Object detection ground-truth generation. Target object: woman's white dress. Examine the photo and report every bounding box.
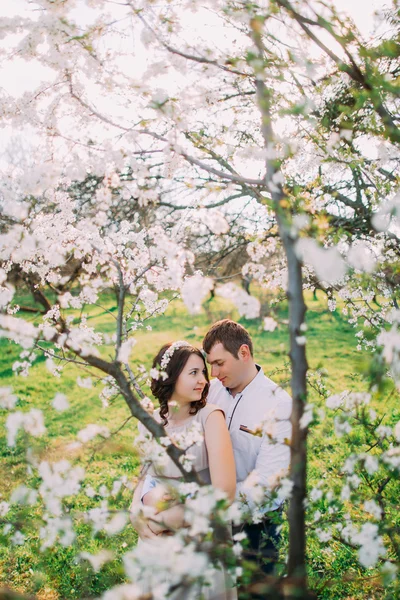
[136,403,237,600]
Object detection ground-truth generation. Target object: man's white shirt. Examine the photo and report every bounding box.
[207,366,292,512]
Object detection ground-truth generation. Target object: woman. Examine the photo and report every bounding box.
[133,341,237,600]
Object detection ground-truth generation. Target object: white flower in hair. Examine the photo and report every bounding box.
[160,341,191,370]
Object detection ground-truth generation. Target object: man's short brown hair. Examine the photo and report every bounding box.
[202,319,253,358]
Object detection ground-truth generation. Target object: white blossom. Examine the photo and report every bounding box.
[77,424,110,443]
[102,584,141,600]
[363,455,379,475]
[394,421,400,442]
[380,561,398,582]
[40,515,75,550]
[181,274,214,314]
[6,409,46,446]
[52,393,69,412]
[216,283,260,319]
[347,241,376,273]
[104,512,128,535]
[371,192,400,232]
[77,377,93,389]
[300,404,313,428]
[363,500,382,520]
[315,528,332,542]
[80,550,114,573]
[295,238,347,285]
[0,502,10,517]
[278,478,294,501]
[11,485,38,505]
[117,338,137,363]
[334,417,352,437]
[263,317,278,332]
[11,531,25,546]
[0,387,18,410]
[353,523,386,567]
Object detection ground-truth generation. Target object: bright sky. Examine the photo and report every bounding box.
[0,0,389,96]
[0,0,391,168]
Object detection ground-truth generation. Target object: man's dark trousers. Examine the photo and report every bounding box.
[233,511,281,599]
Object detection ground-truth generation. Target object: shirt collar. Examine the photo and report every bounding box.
[226,364,264,397]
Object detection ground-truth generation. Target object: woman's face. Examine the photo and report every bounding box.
[171,353,207,406]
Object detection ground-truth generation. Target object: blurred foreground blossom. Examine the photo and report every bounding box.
[52,393,69,412]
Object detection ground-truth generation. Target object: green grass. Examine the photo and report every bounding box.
[0,290,398,599]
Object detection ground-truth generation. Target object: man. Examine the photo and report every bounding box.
[203,319,292,587]
[131,319,292,589]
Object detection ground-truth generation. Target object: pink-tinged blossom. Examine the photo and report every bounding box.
[135,434,170,470]
[140,396,154,414]
[240,471,264,505]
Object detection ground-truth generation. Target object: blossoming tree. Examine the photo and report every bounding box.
[0,0,399,598]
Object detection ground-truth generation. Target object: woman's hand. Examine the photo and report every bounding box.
[149,504,186,533]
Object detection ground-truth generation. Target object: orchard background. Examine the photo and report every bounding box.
[0,1,399,599]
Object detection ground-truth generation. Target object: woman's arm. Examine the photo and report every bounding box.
[129,479,159,539]
[205,410,236,502]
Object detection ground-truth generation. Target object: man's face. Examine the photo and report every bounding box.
[206,342,247,390]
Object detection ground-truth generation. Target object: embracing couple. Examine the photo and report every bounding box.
[131,319,292,599]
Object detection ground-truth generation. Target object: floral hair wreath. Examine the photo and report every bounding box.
[160,340,191,371]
